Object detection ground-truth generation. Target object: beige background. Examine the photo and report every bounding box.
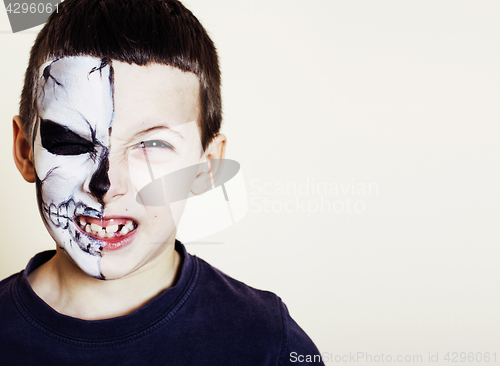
[1,1,499,364]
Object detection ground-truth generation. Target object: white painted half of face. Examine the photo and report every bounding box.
[33,56,114,279]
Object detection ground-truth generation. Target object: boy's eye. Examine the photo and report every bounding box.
[40,119,94,156]
[138,140,174,150]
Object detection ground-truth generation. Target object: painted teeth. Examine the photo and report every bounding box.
[77,219,136,238]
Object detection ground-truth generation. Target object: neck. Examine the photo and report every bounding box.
[28,242,181,320]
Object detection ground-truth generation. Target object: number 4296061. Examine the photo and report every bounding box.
[6,2,59,14]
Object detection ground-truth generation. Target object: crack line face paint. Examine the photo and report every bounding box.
[33,56,114,279]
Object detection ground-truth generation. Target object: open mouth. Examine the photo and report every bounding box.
[75,216,138,241]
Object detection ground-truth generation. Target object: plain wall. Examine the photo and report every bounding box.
[1,1,499,363]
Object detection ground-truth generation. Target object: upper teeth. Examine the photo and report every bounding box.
[79,219,135,238]
[90,223,103,232]
[106,224,119,233]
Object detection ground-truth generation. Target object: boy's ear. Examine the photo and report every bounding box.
[191,134,226,195]
[13,115,35,183]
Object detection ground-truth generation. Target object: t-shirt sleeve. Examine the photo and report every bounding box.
[278,300,325,366]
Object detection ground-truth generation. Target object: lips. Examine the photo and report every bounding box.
[75,216,138,248]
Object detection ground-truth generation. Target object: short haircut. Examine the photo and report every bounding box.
[20,0,221,150]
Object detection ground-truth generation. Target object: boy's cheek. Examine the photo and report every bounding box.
[33,150,103,209]
[33,149,95,182]
[127,124,202,204]
[128,154,196,210]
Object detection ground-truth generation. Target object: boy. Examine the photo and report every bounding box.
[1,0,324,364]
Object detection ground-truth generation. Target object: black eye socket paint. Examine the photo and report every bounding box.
[40,118,95,156]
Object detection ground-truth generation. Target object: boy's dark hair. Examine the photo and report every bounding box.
[20,0,221,150]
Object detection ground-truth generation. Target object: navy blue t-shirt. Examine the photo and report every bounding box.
[0,241,324,365]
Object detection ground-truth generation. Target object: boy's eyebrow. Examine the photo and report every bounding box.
[133,125,185,140]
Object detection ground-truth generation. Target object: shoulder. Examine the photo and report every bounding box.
[194,254,283,312]
[187,254,323,365]
[0,271,26,337]
[0,272,21,298]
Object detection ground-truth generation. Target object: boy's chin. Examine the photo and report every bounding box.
[59,243,104,279]
[48,227,103,279]
[61,247,124,281]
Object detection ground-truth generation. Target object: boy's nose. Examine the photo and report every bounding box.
[89,151,111,204]
[87,148,131,205]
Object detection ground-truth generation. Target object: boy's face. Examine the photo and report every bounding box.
[32,56,203,279]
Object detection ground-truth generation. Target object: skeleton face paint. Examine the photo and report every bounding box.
[33,56,115,278]
[33,56,203,280]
